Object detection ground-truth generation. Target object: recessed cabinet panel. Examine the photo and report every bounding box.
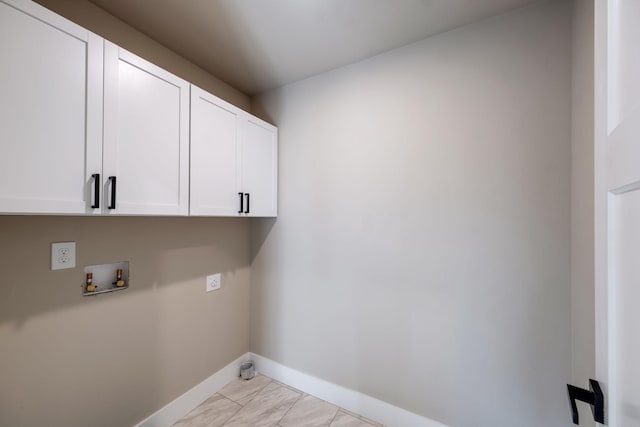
[103,42,189,216]
[116,61,181,207]
[189,86,278,218]
[190,87,240,216]
[0,0,103,214]
[241,117,278,217]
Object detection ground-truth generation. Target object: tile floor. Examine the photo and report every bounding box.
[172,374,384,427]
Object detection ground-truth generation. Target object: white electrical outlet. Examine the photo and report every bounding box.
[51,242,76,270]
[206,273,221,292]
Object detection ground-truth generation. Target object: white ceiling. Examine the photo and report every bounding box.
[89,0,540,95]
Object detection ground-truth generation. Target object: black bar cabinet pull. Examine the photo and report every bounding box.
[245,193,250,214]
[108,176,117,210]
[567,379,604,424]
[238,192,244,214]
[91,173,100,209]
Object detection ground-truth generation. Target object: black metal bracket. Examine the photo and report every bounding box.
[567,379,604,424]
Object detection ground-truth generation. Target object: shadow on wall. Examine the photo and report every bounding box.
[250,217,277,263]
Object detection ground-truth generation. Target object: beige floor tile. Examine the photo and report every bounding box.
[329,411,377,427]
[173,375,381,427]
[223,382,301,427]
[279,394,339,427]
[172,394,240,427]
[272,379,305,394]
[218,374,272,405]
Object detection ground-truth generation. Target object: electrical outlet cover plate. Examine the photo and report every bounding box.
[51,242,76,270]
[206,273,221,292]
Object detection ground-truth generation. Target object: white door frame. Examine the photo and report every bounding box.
[594,0,640,424]
[594,3,609,424]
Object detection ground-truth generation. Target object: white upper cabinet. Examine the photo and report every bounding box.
[239,115,278,217]
[1,1,275,217]
[190,86,241,216]
[190,85,277,217]
[0,0,103,214]
[103,41,190,216]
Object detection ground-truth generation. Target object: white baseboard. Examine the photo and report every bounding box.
[249,353,448,427]
[134,352,250,427]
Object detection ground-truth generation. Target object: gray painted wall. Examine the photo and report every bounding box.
[250,1,573,426]
[571,0,596,411]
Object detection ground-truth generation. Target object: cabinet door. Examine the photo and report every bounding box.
[240,115,278,217]
[103,41,189,215]
[0,0,103,214]
[190,86,241,216]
